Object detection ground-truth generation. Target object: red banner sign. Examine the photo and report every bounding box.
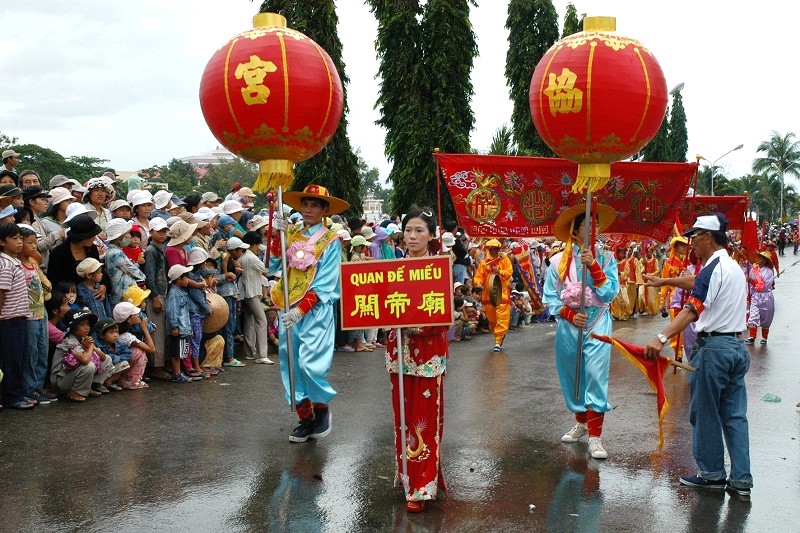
[678,195,748,231]
[340,256,454,330]
[436,153,697,243]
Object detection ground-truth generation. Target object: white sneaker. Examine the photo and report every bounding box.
[589,437,608,459]
[255,357,274,365]
[561,423,588,443]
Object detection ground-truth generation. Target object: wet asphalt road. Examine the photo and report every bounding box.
[1,263,799,532]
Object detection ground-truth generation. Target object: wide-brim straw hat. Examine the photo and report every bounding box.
[752,249,773,265]
[553,203,616,242]
[167,220,198,247]
[283,184,349,215]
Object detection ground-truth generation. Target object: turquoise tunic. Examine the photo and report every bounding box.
[270,222,342,406]
[542,248,619,413]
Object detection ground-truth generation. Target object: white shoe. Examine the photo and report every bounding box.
[561,423,587,443]
[589,437,608,459]
[244,355,257,360]
[255,357,274,365]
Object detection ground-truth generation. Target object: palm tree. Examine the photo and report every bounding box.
[752,131,800,221]
[488,124,518,156]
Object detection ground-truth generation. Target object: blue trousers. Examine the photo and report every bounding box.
[0,317,28,404]
[24,316,49,395]
[223,296,237,359]
[689,335,753,489]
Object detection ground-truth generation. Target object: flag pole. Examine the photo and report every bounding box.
[574,191,593,400]
[434,148,444,250]
[395,327,409,483]
[276,184,297,413]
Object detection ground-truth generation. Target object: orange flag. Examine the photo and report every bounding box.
[592,334,671,448]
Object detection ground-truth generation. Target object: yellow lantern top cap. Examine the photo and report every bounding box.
[583,16,616,32]
[253,12,287,29]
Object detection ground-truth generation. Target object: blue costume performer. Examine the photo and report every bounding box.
[543,204,619,459]
[270,185,349,443]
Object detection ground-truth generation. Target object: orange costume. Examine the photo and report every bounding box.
[639,251,660,315]
[659,236,688,360]
[626,253,643,314]
[473,239,513,351]
[610,249,631,320]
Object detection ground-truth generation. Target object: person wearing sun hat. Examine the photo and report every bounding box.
[473,238,513,352]
[744,249,775,345]
[542,202,619,460]
[164,219,198,269]
[47,214,107,292]
[270,184,350,442]
[643,212,752,497]
[103,218,145,307]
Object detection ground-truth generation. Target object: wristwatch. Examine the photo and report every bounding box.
[657,333,668,344]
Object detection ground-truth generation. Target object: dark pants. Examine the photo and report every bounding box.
[0,317,29,404]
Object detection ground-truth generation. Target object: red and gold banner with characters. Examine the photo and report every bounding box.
[436,153,697,243]
[340,256,454,330]
[678,195,748,231]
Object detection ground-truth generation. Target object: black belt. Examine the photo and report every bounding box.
[697,331,741,338]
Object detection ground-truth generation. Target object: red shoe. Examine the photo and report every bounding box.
[406,500,426,513]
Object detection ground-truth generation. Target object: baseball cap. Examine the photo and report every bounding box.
[682,212,728,237]
[2,149,21,159]
[112,301,140,323]
[149,217,168,232]
[76,257,102,277]
[201,191,221,203]
[167,264,193,282]
[225,237,249,250]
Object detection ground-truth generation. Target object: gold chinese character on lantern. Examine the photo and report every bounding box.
[417,292,446,317]
[385,292,411,318]
[543,68,583,116]
[234,54,277,105]
[351,294,380,319]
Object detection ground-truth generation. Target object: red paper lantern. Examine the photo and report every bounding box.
[529,17,668,192]
[199,13,344,193]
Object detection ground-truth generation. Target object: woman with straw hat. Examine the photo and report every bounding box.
[269,184,349,443]
[745,250,775,345]
[542,203,619,460]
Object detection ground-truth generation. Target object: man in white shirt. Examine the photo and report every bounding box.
[644,213,752,498]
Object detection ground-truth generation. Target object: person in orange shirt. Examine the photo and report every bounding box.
[473,239,513,352]
[658,236,688,359]
[639,245,660,315]
[609,247,631,320]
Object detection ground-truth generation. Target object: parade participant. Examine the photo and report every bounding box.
[644,212,752,498]
[639,246,660,315]
[385,207,449,513]
[626,247,643,315]
[745,250,775,345]
[473,238,513,352]
[270,184,349,443]
[542,203,618,459]
[659,236,689,359]
[609,247,631,320]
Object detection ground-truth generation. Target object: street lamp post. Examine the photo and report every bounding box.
[699,143,744,195]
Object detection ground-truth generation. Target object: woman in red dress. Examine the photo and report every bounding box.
[386,207,448,513]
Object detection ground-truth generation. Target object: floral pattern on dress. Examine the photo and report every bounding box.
[385,326,447,378]
[105,244,145,307]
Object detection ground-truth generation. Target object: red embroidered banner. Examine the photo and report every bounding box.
[340,256,453,330]
[436,153,697,243]
[678,195,748,231]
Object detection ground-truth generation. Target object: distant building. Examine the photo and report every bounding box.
[179,147,238,179]
[363,191,384,223]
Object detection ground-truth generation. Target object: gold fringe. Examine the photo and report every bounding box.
[252,159,294,194]
[572,163,611,194]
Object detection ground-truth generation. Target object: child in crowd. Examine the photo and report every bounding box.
[76,258,112,320]
[104,218,145,306]
[111,301,154,389]
[109,199,132,221]
[46,291,69,348]
[197,263,224,375]
[452,296,465,342]
[143,216,169,380]
[165,264,194,383]
[186,247,212,378]
[0,222,35,409]
[50,309,114,402]
[56,280,80,313]
[218,237,247,367]
[93,317,134,392]
[266,308,279,352]
[19,225,56,404]
[239,231,273,364]
[122,224,146,265]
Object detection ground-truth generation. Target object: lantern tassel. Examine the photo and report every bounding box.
[573,163,611,194]
[253,159,295,194]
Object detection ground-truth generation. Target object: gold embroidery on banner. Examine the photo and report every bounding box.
[520,189,556,225]
[465,187,501,223]
[234,55,278,105]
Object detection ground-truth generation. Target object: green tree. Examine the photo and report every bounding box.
[561,2,581,37]
[641,108,671,162]
[258,0,361,217]
[488,124,518,156]
[505,0,559,156]
[369,0,476,217]
[668,88,688,162]
[201,158,258,198]
[67,155,111,179]
[0,131,18,148]
[752,131,800,220]
[159,159,198,197]
[8,143,88,181]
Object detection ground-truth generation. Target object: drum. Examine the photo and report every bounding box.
[488,273,502,307]
[203,292,230,333]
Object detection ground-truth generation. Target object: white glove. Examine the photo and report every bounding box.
[272,215,289,233]
[281,308,304,328]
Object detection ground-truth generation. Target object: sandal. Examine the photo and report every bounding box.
[9,400,36,410]
[92,384,110,394]
[66,390,86,402]
[171,373,192,384]
[88,389,103,397]
[107,383,123,392]
[150,368,172,381]
[338,345,355,352]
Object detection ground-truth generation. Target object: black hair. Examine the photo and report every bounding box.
[0,170,19,185]
[0,222,21,250]
[56,280,77,294]
[117,320,131,335]
[444,219,458,232]
[242,231,262,246]
[301,196,329,211]
[46,291,67,318]
[183,193,202,212]
[454,296,464,310]
[14,207,32,225]
[18,225,36,239]
[401,207,437,235]
[98,322,119,337]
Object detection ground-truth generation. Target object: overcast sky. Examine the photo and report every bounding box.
[2,1,797,190]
